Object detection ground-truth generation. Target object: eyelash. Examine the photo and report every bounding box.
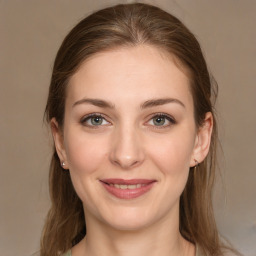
[146,113,176,129]
[80,112,176,129]
[80,113,111,128]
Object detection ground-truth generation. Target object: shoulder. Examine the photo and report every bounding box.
[222,250,242,256]
[196,246,242,256]
[62,250,72,256]
[196,245,204,256]
[196,245,241,256]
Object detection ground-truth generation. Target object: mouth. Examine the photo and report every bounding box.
[100,179,156,199]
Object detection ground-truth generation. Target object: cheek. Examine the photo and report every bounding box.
[147,130,195,176]
[63,131,110,207]
[64,131,108,175]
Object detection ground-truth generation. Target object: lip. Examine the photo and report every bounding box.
[100,179,156,199]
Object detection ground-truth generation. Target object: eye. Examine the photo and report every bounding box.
[81,114,110,127]
[147,113,176,127]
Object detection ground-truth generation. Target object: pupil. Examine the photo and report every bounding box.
[92,116,102,125]
[154,116,165,125]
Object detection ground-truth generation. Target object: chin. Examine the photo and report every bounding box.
[105,217,152,232]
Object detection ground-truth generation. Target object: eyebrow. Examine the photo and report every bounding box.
[72,98,115,108]
[72,97,185,109]
[141,98,185,109]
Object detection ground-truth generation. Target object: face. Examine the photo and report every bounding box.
[52,45,212,232]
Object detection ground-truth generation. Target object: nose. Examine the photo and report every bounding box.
[109,125,145,170]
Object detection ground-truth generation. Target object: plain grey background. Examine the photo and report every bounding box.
[0,1,255,256]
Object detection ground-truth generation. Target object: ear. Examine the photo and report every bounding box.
[50,118,69,169]
[190,112,213,167]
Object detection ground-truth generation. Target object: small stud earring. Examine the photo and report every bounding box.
[61,162,66,167]
[194,159,199,170]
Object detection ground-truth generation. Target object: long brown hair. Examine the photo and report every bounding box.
[42,3,237,256]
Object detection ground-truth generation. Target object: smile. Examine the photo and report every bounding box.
[110,184,146,189]
[100,179,156,199]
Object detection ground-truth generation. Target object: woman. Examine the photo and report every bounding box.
[41,3,240,256]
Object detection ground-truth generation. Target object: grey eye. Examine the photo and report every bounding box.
[152,116,167,126]
[90,116,103,125]
[147,114,176,128]
[81,114,109,126]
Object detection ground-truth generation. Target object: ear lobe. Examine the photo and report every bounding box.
[50,118,69,169]
[190,112,213,166]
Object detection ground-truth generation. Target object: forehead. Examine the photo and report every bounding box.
[67,45,193,108]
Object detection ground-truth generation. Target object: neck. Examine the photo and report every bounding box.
[73,208,195,256]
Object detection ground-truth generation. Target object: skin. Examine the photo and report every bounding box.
[52,45,213,256]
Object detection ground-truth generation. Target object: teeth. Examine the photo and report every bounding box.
[128,184,137,189]
[110,184,145,189]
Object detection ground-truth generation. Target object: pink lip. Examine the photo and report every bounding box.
[100,179,156,199]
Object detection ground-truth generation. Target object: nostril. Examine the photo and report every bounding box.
[113,159,139,169]
[109,133,145,169]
